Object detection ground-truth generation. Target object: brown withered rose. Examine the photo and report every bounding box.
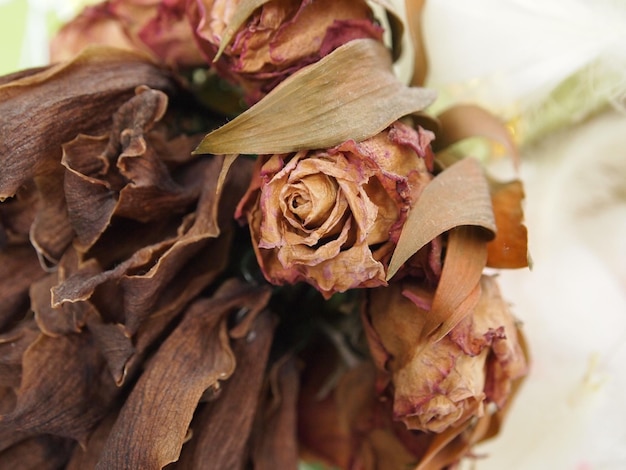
[188,0,384,102]
[363,275,528,433]
[51,0,205,68]
[0,50,295,467]
[236,121,435,299]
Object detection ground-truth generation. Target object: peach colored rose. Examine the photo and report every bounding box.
[363,274,528,433]
[236,121,435,299]
[188,0,384,102]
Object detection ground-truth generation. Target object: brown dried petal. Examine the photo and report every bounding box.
[174,309,276,469]
[0,330,115,449]
[30,272,98,337]
[0,320,40,390]
[67,412,117,470]
[250,355,300,469]
[52,156,250,338]
[0,245,46,331]
[0,46,174,200]
[85,317,135,387]
[60,87,198,254]
[0,182,38,245]
[96,280,271,470]
[0,435,74,470]
[30,169,75,266]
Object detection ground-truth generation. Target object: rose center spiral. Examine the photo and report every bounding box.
[286,174,338,228]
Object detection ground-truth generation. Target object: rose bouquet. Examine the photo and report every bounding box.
[0,1,530,469]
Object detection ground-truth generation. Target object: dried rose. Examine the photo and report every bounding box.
[235,121,435,299]
[363,275,528,433]
[297,333,500,470]
[188,0,384,102]
[51,0,204,68]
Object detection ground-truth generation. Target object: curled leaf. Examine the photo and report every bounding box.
[387,157,496,279]
[405,0,428,86]
[487,179,529,268]
[194,39,436,155]
[427,226,487,341]
[369,0,405,61]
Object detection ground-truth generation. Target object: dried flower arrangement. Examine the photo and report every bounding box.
[0,1,530,468]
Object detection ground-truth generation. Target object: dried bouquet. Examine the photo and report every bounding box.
[0,1,530,469]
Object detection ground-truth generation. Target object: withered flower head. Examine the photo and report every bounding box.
[236,121,435,299]
[363,275,528,433]
[189,0,384,102]
[0,49,276,467]
[51,0,205,68]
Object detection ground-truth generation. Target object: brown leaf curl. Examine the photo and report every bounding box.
[487,179,529,268]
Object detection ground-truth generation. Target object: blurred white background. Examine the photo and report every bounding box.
[420,1,626,469]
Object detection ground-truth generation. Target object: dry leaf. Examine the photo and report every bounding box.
[387,157,496,279]
[405,0,428,86]
[369,0,405,61]
[426,226,488,341]
[194,38,436,155]
[487,179,529,268]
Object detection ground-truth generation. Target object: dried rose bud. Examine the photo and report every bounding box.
[188,0,384,102]
[51,0,204,68]
[236,121,435,299]
[363,275,528,433]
